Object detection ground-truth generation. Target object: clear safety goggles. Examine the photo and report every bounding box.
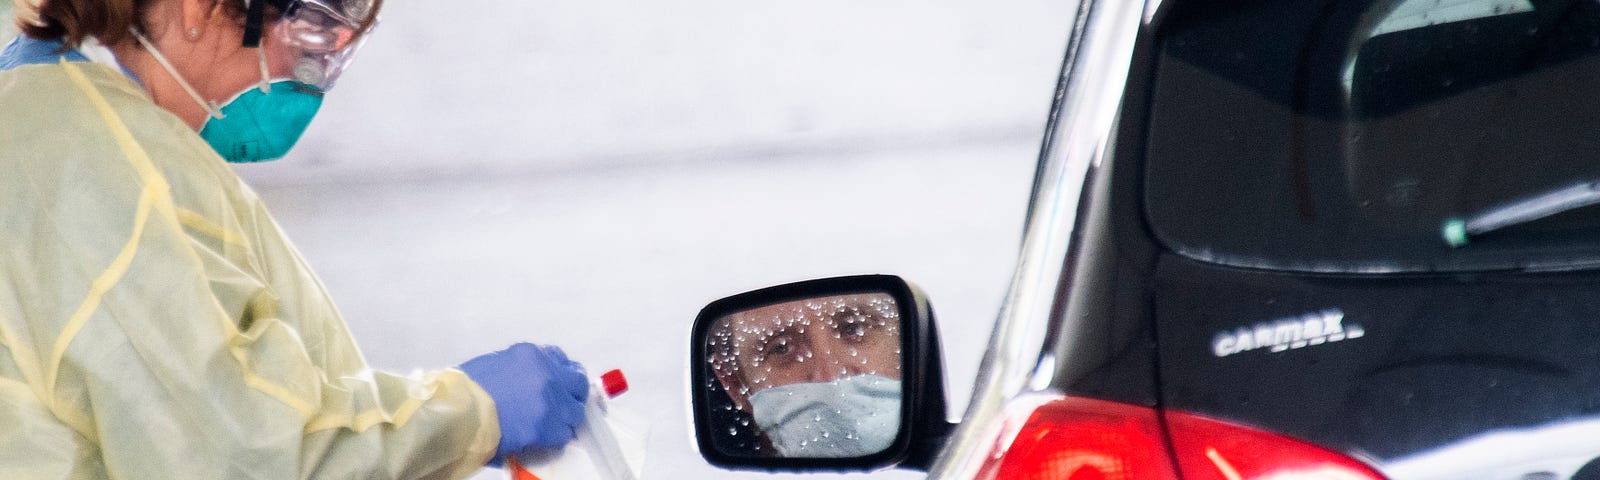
[259,0,382,91]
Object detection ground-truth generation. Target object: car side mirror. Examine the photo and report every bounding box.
[689,275,952,472]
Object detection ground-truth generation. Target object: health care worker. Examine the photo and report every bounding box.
[0,0,588,478]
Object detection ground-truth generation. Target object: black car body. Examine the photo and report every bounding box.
[694,1,1600,478]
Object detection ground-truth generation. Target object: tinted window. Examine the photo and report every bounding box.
[1145,0,1600,272]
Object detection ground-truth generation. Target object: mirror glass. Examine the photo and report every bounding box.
[701,292,904,458]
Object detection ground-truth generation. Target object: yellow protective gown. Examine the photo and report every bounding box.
[0,59,500,479]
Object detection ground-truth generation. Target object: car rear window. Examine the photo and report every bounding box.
[1145,0,1600,272]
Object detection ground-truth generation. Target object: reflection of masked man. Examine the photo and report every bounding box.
[749,374,901,456]
[708,294,905,457]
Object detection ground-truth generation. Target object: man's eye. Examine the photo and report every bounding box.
[766,340,790,356]
[840,321,866,339]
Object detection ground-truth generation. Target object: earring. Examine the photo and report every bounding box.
[187,27,200,39]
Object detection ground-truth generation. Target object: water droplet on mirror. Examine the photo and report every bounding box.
[729,428,739,436]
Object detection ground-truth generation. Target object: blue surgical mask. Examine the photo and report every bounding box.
[747,374,902,458]
[131,29,322,163]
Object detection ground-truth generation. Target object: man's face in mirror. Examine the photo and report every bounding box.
[709,293,902,410]
[705,292,905,458]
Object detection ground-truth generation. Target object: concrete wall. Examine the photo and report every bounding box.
[237,0,1075,186]
[1,2,15,44]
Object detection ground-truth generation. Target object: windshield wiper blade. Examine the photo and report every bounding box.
[1443,181,1600,247]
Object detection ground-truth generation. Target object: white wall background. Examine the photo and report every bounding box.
[6,1,1074,478]
[2,3,16,42]
[235,0,1073,186]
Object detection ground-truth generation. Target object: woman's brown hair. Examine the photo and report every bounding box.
[14,0,153,47]
[13,0,262,49]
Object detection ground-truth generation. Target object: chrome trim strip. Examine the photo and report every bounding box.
[926,0,1147,476]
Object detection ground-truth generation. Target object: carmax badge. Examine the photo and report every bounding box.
[1212,308,1365,358]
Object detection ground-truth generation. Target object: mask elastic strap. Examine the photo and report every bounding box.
[256,47,271,93]
[129,28,226,120]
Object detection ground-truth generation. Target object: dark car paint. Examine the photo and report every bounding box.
[1044,0,1600,477]
[1034,0,1168,411]
[1156,256,1600,461]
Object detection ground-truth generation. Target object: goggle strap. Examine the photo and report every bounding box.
[242,0,268,48]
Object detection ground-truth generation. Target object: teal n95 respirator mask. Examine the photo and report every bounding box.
[198,79,323,163]
[131,0,378,163]
[747,374,902,458]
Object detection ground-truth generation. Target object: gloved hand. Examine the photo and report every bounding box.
[460,342,589,466]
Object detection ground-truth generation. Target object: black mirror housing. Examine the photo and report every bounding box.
[689,274,952,472]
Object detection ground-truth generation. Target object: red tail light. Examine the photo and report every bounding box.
[1165,410,1387,480]
[972,396,1387,480]
[975,397,1177,480]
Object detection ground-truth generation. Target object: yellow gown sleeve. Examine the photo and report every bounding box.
[0,62,499,479]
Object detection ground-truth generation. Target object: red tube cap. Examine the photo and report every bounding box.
[601,369,628,398]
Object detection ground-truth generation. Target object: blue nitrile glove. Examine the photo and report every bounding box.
[460,342,589,466]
